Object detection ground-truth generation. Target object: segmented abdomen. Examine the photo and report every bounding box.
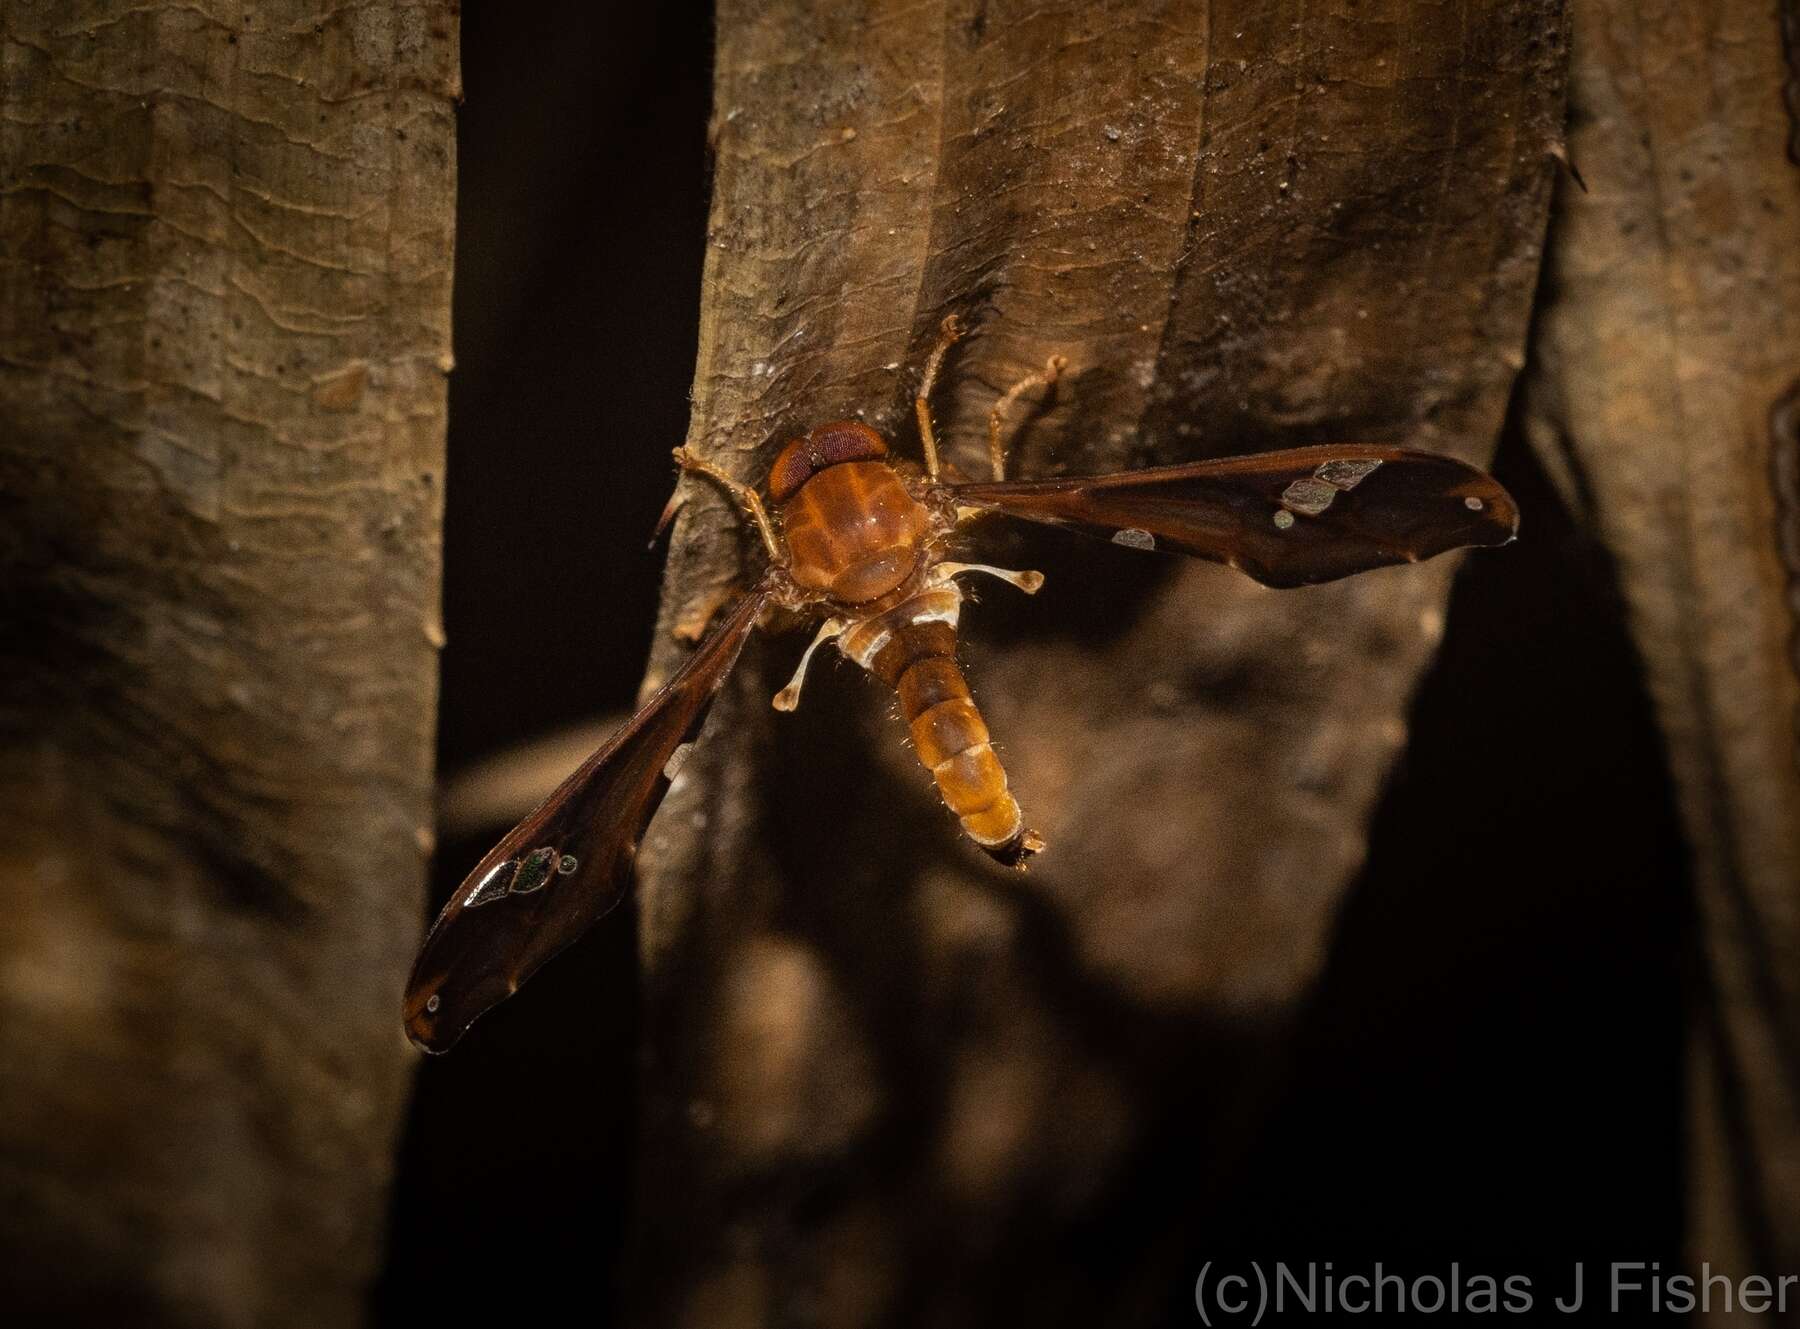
[839,590,1035,865]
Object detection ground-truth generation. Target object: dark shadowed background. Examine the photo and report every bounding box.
[374,3,1686,1322]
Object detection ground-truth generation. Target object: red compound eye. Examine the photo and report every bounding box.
[768,420,889,502]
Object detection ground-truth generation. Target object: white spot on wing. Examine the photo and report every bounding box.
[663,741,696,784]
[1314,457,1382,489]
[1112,527,1156,551]
[465,860,517,908]
[1280,477,1337,516]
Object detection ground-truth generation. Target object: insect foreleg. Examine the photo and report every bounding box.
[671,446,785,564]
[914,314,963,482]
[986,354,1067,481]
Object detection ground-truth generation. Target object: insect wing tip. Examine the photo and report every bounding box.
[403,1008,449,1055]
[406,1028,450,1056]
[1468,481,1522,548]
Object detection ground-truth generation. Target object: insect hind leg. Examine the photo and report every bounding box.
[934,562,1045,595]
[771,617,846,712]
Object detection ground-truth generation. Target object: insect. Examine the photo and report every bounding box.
[405,316,1519,1052]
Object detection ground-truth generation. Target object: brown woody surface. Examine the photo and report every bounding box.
[1524,0,1800,1319]
[636,2,1569,1325]
[0,4,456,1325]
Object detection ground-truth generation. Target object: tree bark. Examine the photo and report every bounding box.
[635,2,1568,1324]
[0,4,456,1325]
[1522,0,1800,1319]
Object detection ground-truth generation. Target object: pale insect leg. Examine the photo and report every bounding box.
[670,446,785,564]
[987,354,1068,481]
[934,562,1045,595]
[771,617,847,712]
[914,314,964,482]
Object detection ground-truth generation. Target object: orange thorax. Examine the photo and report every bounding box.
[779,461,930,604]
